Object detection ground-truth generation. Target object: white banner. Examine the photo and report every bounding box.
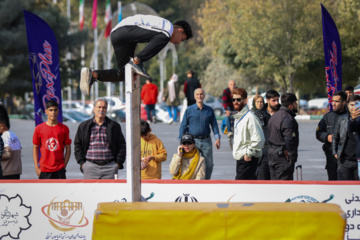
[0,180,359,240]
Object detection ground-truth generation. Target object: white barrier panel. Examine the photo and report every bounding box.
[0,180,359,240]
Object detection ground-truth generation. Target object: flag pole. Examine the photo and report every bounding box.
[93,0,99,99]
[118,1,123,101]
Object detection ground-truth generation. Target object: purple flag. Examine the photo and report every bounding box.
[23,10,62,125]
[321,4,342,111]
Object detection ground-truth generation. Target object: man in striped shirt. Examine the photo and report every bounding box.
[74,98,126,179]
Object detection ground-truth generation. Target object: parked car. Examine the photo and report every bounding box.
[62,100,93,116]
[102,96,125,111]
[62,109,90,122]
[107,109,126,123]
[299,99,309,110]
[308,98,329,110]
[204,95,224,116]
[140,104,172,123]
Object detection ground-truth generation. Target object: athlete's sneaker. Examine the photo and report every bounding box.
[152,116,156,124]
[227,131,233,138]
[80,67,95,96]
[128,58,152,80]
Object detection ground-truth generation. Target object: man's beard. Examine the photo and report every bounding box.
[234,103,245,112]
[292,108,298,113]
[269,104,280,111]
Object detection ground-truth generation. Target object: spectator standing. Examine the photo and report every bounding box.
[268,93,299,180]
[74,98,126,179]
[316,91,347,180]
[140,120,167,179]
[80,15,192,95]
[179,88,220,180]
[32,100,71,179]
[222,80,236,137]
[141,79,159,123]
[254,90,280,180]
[0,114,22,179]
[348,96,360,179]
[170,134,205,180]
[232,88,264,180]
[252,95,264,112]
[344,85,354,103]
[183,70,201,106]
[163,74,180,124]
[332,94,360,180]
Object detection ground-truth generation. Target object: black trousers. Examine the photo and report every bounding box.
[323,145,337,180]
[2,174,20,179]
[337,159,359,180]
[39,168,66,179]
[96,26,170,82]
[268,147,295,180]
[235,157,258,180]
[257,148,271,180]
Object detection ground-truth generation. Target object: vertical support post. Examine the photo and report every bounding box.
[125,64,141,202]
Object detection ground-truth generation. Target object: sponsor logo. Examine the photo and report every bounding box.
[285,194,334,203]
[41,197,89,232]
[175,194,198,202]
[0,194,32,239]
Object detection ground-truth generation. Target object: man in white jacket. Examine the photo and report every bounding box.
[232,88,265,180]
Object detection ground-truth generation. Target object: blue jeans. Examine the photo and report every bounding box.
[195,137,213,180]
[145,104,155,121]
[225,115,233,133]
[167,106,178,122]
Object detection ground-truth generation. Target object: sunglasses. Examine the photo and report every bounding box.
[232,98,245,102]
[182,141,193,145]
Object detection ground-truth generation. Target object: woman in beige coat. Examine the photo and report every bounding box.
[169,134,205,180]
[163,74,180,123]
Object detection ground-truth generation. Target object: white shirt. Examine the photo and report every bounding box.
[112,14,173,38]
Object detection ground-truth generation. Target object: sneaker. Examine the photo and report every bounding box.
[168,118,174,124]
[227,131,233,138]
[80,67,95,96]
[152,116,156,124]
[147,120,151,125]
[128,58,152,80]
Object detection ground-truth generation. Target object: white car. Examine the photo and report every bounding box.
[308,98,329,110]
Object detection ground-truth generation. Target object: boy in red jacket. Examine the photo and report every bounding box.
[141,79,159,123]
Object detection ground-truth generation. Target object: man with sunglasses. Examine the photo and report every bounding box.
[232,88,264,180]
[179,88,220,180]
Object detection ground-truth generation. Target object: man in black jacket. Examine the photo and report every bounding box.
[332,94,360,180]
[316,91,347,180]
[74,98,126,179]
[254,90,280,180]
[184,70,201,106]
[268,93,299,180]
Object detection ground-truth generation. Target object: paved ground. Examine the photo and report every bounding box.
[14,118,327,181]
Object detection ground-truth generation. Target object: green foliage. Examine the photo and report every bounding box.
[0,0,87,97]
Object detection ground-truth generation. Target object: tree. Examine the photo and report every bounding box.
[198,0,328,93]
[0,0,87,97]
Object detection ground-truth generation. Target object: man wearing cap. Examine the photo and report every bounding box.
[184,70,201,106]
[141,79,159,123]
[170,134,205,180]
[179,88,220,180]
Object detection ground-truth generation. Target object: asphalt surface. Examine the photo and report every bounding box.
[13,118,328,181]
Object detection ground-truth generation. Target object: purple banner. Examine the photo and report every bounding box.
[321,4,342,111]
[23,10,62,125]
